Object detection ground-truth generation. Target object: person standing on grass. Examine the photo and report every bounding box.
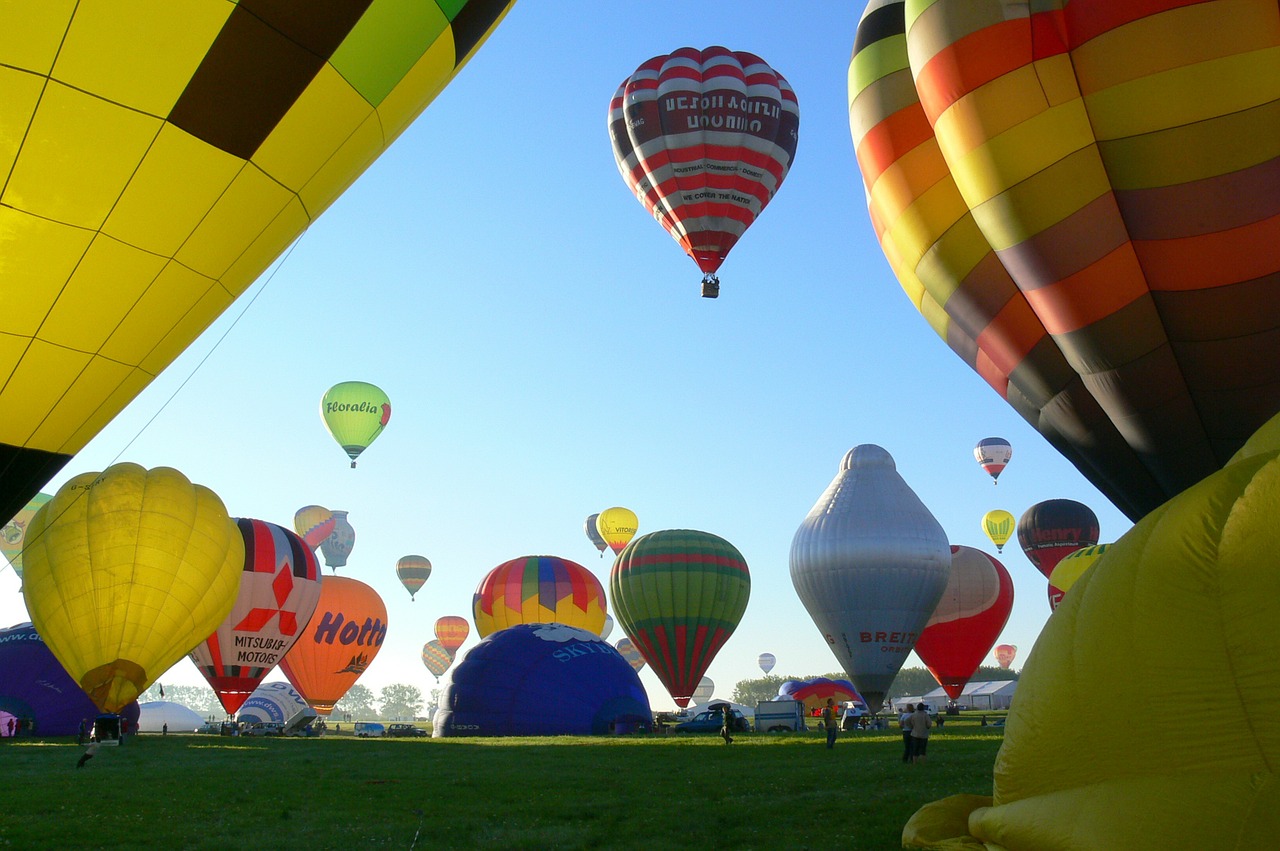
[76,739,100,769]
[899,705,914,763]
[908,702,933,764]
[822,698,838,749]
[719,705,734,745]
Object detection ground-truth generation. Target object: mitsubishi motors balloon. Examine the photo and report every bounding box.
[790,445,951,712]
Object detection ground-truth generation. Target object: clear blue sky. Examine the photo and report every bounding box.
[0,2,1132,711]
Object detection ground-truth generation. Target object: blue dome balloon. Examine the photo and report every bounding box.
[433,623,652,737]
[0,622,139,736]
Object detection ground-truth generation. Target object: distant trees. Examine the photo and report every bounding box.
[731,666,1020,708]
[334,684,376,719]
[138,683,222,717]
[378,684,424,721]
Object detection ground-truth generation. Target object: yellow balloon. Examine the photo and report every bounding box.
[21,463,243,713]
[981,509,1015,553]
[595,507,638,555]
[905,413,1280,848]
[1048,543,1111,595]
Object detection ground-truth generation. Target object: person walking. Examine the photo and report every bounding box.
[822,698,838,749]
[76,739,100,769]
[719,704,734,745]
[899,704,914,763]
[907,702,933,764]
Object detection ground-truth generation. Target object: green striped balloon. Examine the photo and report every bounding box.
[609,529,750,708]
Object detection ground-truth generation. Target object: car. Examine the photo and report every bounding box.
[386,723,428,738]
[244,721,284,737]
[672,705,751,734]
[353,722,386,738]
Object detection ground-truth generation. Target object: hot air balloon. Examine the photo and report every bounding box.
[599,613,614,641]
[608,46,800,298]
[615,637,646,673]
[981,509,1016,553]
[758,652,776,675]
[1048,543,1112,610]
[319,510,355,571]
[434,616,470,657]
[692,677,715,705]
[914,546,1015,701]
[790,446,951,712]
[1018,500,1100,580]
[849,2,1280,524]
[779,677,865,714]
[584,513,608,558]
[293,505,336,551]
[238,681,312,727]
[434,624,652,737]
[994,644,1017,671]
[1,493,52,582]
[396,555,432,601]
[321,381,390,468]
[21,464,243,713]
[421,640,453,680]
[610,529,750,708]
[974,438,1013,484]
[595,507,638,556]
[279,576,386,716]
[473,556,607,638]
[189,519,323,715]
[0,4,515,528]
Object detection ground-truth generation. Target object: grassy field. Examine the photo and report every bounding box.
[1,725,1002,850]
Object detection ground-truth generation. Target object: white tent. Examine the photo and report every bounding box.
[137,701,204,733]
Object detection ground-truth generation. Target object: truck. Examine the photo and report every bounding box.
[754,699,806,732]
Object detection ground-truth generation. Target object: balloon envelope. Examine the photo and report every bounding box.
[395,555,432,601]
[1,493,52,580]
[238,680,312,726]
[994,645,1017,670]
[692,677,715,704]
[22,464,243,713]
[599,613,614,641]
[610,529,750,708]
[319,510,355,570]
[433,624,652,737]
[974,439,1013,483]
[1018,500,1100,580]
[849,2,1280,522]
[778,677,864,714]
[279,576,386,716]
[0,622,138,736]
[0,3,515,526]
[608,46,800,294]
[789,446,952,711]
[1048,543,1112,610]
[472,555,607,638]
[615,637,646,672]
[293,506,335,551]
[320,381,390,467]
[584,513,608,556]
[914,546,1015,700]
[421,640,453,679]
[758,652,776,675]
[434,616,470,656]
[595,507,639,556]
[982,510,1016,553]
[189,519,322,715]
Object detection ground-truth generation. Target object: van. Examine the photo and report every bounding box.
[754,699,806,732]
[353,722,385,738]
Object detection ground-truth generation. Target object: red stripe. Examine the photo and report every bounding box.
[915,19,1039,122]
[856,103,933,188]
[1065,0,1207,45]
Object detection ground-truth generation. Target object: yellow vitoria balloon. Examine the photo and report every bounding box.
[21,463,244,713]
[596,507,639,555]
[1048,543,1111,595]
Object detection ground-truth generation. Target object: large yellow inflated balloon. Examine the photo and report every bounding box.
[0,2,515,526]
[21,463,244,713]
[904,412,1280,849]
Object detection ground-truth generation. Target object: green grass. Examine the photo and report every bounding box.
[0,727,1002,850]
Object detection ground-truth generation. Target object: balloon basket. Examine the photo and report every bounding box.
[700,275,720,298]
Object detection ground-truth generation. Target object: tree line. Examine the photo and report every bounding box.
[729,666,1019,709]
[138,682,430,721]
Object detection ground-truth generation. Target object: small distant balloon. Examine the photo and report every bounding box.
[434,616,470,656]
[319,510,355,572]
[994,644,1017,670]
[599,613,614,641]
[321,381,390,468]
[758,652,776,675]
[1018,499,1100,580]
[396,555,432,601]
[596,507,638,555]
[1,492,52,582]
[615,637,645,672]
[974,438,1013,484]
[584,513,608,558]
[692,676,715,704]
[982,509,1016,553]
[421,640,453,680]
[293,505,336,551]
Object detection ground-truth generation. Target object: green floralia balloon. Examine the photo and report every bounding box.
[321,381,390,467]
[609,529,750,708]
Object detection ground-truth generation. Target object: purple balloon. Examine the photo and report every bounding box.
[0,622,139,736]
